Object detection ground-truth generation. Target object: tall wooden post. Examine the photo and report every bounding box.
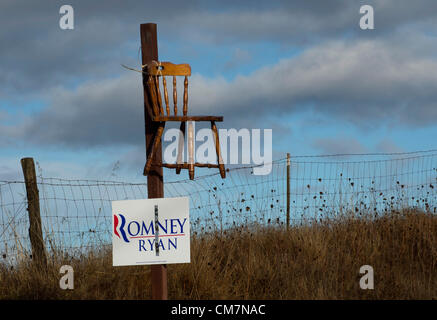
[20,157,47,270]
[140,23,168,300]
[286,153,290,230]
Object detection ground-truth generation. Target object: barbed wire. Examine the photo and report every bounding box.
[1,150,437,265]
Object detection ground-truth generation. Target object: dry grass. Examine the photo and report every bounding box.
[0,209,436,299]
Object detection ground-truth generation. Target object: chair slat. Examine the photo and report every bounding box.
[173,76,177,115]
[163,76,170,115]
[154,76,164,115]
[183,76,188,116]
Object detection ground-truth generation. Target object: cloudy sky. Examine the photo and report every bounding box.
[1,0,437,181]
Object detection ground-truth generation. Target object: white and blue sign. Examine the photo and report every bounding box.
[112,197,190,266]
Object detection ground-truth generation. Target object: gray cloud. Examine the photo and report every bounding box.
[223,48,252,71]
[189,37,437,127]
[2,72,143,147]
[2,0,437,95]
[312,137,368,155]
[3,1,437,152]
[375,139,404,153]
[3,35,437,148]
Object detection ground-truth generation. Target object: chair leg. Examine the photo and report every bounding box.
[187,121,195,180]
[176,121,186,174]
[211,121,226,179]
[143,122,165,176]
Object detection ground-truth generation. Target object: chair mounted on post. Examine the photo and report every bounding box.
[143,60,226,180]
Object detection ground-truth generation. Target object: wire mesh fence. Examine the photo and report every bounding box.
[1,150,437,265]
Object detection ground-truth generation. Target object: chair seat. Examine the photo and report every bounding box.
[152,115,223,122]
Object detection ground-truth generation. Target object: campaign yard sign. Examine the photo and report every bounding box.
[112,197,190,266]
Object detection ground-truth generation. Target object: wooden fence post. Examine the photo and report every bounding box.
[140,23,168,300]
[20,157,47,270]
[286,153,290,230]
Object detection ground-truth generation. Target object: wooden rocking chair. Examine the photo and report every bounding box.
[143,60,226,180]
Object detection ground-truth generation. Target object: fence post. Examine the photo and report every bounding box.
[286,153,290,230]
[140,23,168,300]
[20,157,47,270]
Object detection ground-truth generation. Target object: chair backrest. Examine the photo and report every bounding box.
[145,61,191,117]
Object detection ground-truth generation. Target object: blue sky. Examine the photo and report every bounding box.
[2,0,437,181]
